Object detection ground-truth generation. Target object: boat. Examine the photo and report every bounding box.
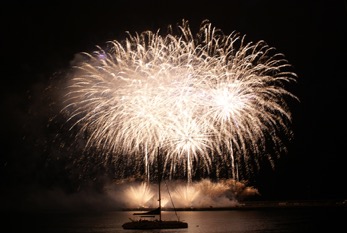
[121,207,188,229]
[122,148,188,230]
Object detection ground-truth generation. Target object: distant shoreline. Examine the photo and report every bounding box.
[2,200,345,214]
[123,200,347,211]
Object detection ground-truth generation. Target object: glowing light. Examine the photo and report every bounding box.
[61,19,298,183]
[119,179,257,208]
[172,185,201,208]
[124,182,154,208]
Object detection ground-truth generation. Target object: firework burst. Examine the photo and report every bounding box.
[61,19,298,183]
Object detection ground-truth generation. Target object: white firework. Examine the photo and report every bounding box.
[61,19,298,183]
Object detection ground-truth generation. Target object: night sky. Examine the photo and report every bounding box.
[1,0,347,212]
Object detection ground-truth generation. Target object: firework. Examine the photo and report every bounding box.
[61,19,298,183]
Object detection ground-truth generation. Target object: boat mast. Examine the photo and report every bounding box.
[157,146,162,221]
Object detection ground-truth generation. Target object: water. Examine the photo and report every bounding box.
[2,207,346,233]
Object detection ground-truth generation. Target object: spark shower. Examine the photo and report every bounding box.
[61,19,298,186]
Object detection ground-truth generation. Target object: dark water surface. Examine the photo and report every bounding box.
[2,207,346,233]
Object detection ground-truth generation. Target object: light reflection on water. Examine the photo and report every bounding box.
[2,208,346,233]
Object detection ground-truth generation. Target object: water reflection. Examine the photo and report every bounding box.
[2,208,346,233]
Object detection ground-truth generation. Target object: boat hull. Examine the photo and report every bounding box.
[122,220,188,229]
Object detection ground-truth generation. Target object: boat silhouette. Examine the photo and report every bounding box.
[122,148,188,229]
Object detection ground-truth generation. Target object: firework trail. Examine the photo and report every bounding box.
[61,19,298,183]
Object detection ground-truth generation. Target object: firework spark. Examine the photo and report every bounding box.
[61,19,298,183]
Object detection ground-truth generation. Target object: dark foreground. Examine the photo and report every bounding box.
[1,202,346,233]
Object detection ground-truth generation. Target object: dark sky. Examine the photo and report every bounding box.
[1,0,347,211]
